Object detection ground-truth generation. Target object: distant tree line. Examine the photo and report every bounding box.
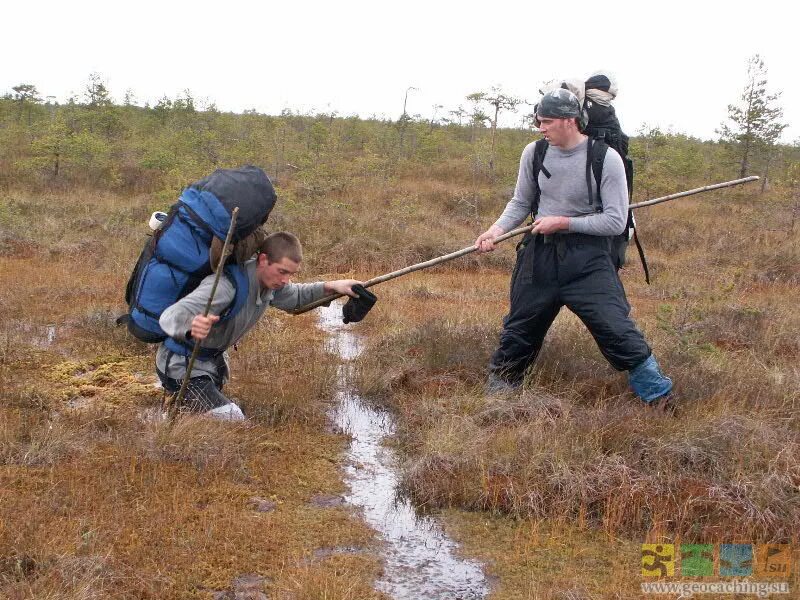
[1,60,796,202]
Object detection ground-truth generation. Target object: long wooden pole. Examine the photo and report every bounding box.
[168,207,239,422]
[629,176,758,209]
[292,176,759,315]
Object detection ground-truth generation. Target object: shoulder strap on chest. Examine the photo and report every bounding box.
[586,138,608,212]
[163,264,250,359]
[530,139,549,219]
[220,264,250,322]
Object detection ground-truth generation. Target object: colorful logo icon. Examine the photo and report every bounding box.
[756,544,792,578]
[642,542,794,579]
[680,543,714,576]
[642,544,675,577]
[719,544,753,577]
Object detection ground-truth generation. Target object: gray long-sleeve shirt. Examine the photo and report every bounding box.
[156,258,325,381]
[494,138,628,236]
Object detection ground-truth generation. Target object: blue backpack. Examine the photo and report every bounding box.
[121,165,276,356]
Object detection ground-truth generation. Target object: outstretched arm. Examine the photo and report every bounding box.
[271,279,362,312]
[476,142,539,253]
[324,279,362,297]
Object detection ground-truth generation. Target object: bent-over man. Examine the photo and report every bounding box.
[157,231,360,419]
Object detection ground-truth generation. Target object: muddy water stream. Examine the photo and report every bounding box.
[317,303,489,599]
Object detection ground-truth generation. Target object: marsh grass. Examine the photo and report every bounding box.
[352,188,800,546]
[271,554,386,600]
[442,512,642,599]
[398,390,799,539]
[0,397,379,599]
[0,409,84,466]
[0,190,383,599]
[231,313,338,427]
[2,141,799,598]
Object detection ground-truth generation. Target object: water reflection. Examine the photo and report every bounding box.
[318,303,488,600]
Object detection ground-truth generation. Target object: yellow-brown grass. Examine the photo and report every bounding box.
[349,188,799,595]
[0,189,386,599]
[2,164,798,598]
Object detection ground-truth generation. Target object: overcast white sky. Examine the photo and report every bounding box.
[4,0,797,141]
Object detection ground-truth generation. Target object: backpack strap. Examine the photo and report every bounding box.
[588,138,608,211]
[162,264,250,359]
[529,139,549,221]
[178,199,216,239]
[219,264,250,322]
[632,223,651,285]
[589,138,651,284]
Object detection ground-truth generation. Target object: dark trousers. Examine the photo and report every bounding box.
[156,352,230,412]
[489,233,651,385]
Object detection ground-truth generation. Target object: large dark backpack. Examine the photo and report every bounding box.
[120,165,277,356]
[530,80,650,283]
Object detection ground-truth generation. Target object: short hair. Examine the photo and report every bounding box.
[258,231,303,264]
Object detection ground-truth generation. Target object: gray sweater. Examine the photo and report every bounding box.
[156,258,325,381]
[494,138,628,236]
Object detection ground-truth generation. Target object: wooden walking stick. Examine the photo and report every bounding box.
[167,207,239,422]
[292,176,759,316]
[629,176,759,209]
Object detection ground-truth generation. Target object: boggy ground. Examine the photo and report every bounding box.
[352,192,800,597]
[1,177,799,599]
[0,190,385,599]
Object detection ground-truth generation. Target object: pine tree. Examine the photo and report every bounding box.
[482,86,522,181]
[718,55,787,180]
[84,72,111,107]
[11,83,41,125]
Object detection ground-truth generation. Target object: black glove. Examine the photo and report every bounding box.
[342,284,377,324]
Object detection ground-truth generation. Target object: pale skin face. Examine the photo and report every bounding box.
[255,253,300,290]
[536,117,585,149]
[254,254,362,299]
